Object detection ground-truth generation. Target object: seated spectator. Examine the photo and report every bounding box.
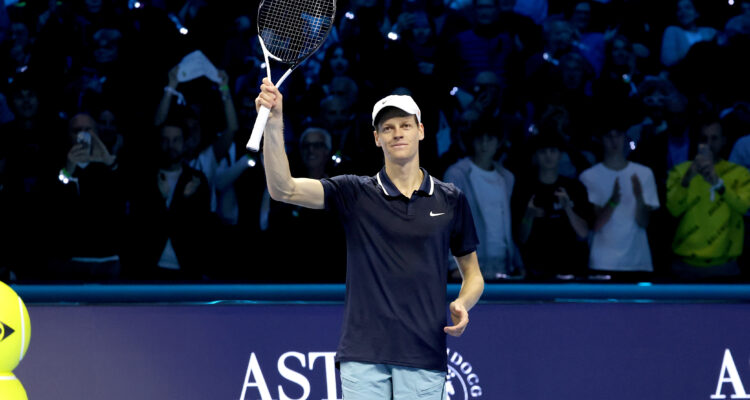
[666,114,750,280]
[49,112,125,281]
[511,132,592,280]
[660,0,718,67]
[444,116,521,280]
[579,116,660,281]
[123,119,212,280]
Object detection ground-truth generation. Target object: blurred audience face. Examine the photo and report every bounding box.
[546,20,574,54]
[160,126,185,168]
[472,133,501,161]
[535,146,561,171]
[602,129,626,157]
[328,46,350,77]
[560,53,587,90]
[570,2,592,32]
[321,96,353,131]
[610,36,633,67]
[410,12,433,45]
[474,0,499,26]
[699,122,725,159]
[299,129,332,174]
[329,76,359,106]
[10,89,39,120]
[676,0,698,28]
[11,22,30,48]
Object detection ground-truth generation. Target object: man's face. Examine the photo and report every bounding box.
[610,38,631,67]
[472,134,500,160]
[602,129,625,156]
[160,126,185,166]
[329,47,350,76]
[300,131,331,171]
[374,115,423,162]
[699,122,725,159]
[570,2,592,32]
[677,0,698,28]
[535,147,560,170]
[475,0,499,26]
[322,98,352,131]
[11,89,38,119]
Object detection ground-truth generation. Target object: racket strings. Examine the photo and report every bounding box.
[258,0,335,63]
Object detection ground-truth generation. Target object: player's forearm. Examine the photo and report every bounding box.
[454,253,484,312]
[262,120,296,202]
[455,269,484,312]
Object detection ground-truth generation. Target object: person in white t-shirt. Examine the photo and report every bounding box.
[444,116,521,280]
[579,123,660,280]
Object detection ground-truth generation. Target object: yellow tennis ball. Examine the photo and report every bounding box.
[0,282,30,372]
[0,373,28,400]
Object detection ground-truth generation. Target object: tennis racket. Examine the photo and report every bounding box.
[246,0,337,151]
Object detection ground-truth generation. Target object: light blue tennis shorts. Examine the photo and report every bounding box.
[340,361,447,400]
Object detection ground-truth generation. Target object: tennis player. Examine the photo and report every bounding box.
[256,77,484,399]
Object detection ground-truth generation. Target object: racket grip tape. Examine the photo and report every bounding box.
[247,105,272,152]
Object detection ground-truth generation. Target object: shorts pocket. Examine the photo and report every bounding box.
[417,380,445,398]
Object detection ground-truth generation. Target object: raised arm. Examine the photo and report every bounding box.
[257,78,325,209]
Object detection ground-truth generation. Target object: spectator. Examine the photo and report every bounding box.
[579,116,660,281]
[567,1,608,76]
[123,119,212,280]
[444,116,521,280]
[154,63,239,211]
[440,0,516,93]
[266,127,347,282]
[666,114,750,280]
[49,112,125,280]
[511,132,592,280]
[661,0,718,67]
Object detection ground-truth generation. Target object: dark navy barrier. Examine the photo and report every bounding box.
[11,283,750,400]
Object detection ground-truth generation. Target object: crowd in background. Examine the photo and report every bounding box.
[2,0,750,283]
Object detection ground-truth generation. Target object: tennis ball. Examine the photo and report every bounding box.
[0,282,30,372]
[0,373,28,400]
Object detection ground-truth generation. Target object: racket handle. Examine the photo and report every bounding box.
[247,105,271,152]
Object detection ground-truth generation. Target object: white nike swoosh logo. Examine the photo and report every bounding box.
[430,212,445,217]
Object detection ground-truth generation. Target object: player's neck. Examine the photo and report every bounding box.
[385,159,423,197]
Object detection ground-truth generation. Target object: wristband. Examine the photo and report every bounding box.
[58,168,78,185]
[219,84,230,92]
[607,200,619,208]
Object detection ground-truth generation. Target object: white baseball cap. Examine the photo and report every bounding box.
[371,95,422,126]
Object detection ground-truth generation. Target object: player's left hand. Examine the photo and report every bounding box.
[444,301,469,337]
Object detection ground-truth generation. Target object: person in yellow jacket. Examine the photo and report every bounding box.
[667,116,750,280]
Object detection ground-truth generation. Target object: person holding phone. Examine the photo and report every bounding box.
[666,114,750,280]
[511,131,593,280]
[51,112,123,280]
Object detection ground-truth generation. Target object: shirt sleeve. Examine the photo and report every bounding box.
[321,175,359,216]
[450,189,479,257]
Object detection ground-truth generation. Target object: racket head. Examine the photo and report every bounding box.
[257,0,336,66]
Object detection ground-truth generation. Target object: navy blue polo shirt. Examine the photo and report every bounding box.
[321,167,478,372]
